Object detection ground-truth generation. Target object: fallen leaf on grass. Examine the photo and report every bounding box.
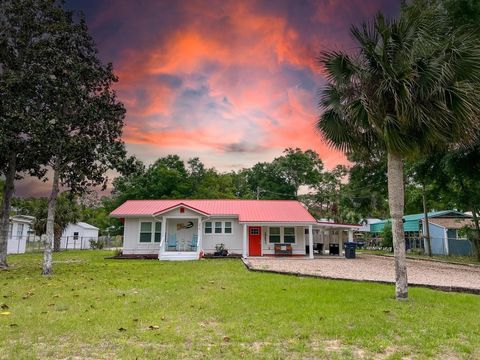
[9,323,18,327]
[1,304,9,310]
[132,318,139,322]
[223,336,230,342]
[148,325,160,330]
[1,311,11,316]
[118,327,127,332]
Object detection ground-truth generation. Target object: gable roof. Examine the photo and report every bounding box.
[428,218,474,230]
[76,222,99,230]
[110,199,316,223]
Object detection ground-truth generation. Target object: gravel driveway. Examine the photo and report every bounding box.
[244,254,480,293]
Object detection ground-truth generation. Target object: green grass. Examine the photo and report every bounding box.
[1,251,479,359]
[359,249,480,266]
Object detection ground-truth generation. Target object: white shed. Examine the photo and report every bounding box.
[8,215,35,254]
[61,222,99,250]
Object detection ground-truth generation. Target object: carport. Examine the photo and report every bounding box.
[311,221,359,256]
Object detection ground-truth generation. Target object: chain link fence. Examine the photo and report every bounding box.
[364,235,476,256]
[20,235,123,253]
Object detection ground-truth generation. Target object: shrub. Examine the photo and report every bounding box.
[90,240,105,250]
[381,222,393,249]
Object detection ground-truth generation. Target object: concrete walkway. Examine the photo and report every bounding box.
[244,254,480,294]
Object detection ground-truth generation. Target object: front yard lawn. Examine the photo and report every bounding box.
[1,251,479,359]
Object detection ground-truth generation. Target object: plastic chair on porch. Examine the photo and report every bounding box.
[167,234,177,251]
[191,235,198,251]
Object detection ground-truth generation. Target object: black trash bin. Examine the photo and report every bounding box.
[344,242,357,259]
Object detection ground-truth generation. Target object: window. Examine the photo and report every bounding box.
[284,227,295,243]
[73,231,79,240]
[205,221,234,234]
[269,227,281,243]
[139,222,152,243]
[204,222,212,234]
[154,222,162,242]
[250,228,260,235]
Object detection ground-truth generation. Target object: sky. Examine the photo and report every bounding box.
[15,0,400,197]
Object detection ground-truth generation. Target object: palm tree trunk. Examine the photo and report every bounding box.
[422,183,432,256]
[42,161,60,275]
[387,152,408,300]
[0,153,16,269]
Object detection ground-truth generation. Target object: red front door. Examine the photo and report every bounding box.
[248,226,262,256]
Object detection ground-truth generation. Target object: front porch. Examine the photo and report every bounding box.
[157,216,203,261]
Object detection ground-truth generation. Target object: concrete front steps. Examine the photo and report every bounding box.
[159,251,199,261]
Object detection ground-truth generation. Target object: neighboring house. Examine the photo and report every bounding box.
[357,218,382,234]
[421,217,475,256]
[61,222,99,250]
[7,215,35,254]
[370,210,474,254]
[109,199,358,261]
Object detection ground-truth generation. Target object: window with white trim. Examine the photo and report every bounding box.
[139,222,152,243]
[204,222,212,234]
[204,221,233,234]
[284,227,295,243]
[269,227,281,243]
[154,222,162,243]
[224,222,232,234]
[214,222,222,234]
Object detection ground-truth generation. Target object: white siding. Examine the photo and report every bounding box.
[122,217,160,255]
[202,218,243,254]
[7,221,29,254]
[261,226,306,255]
[121,211,309,257]
[61,223,99,249]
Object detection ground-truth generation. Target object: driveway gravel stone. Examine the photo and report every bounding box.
[245,254,480,293]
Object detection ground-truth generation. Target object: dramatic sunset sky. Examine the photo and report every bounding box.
[17,0,400,196]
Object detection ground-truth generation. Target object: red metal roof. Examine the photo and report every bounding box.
[110,199,316,223]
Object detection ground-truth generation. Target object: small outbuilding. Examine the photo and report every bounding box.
[61,222,99,250]
[7,215,35,254]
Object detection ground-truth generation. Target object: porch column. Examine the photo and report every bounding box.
[159,216,166,259]
[339,230,344,256]
[348,229,354,242]
[308,224,314,259]
[197,217,203,253]
[324,230,330,254]
[242,224,247,258]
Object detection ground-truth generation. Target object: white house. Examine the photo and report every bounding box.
[7,215,35,254]
[61,222,99,250]
[110,200,358,261]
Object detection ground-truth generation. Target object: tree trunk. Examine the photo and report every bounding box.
[471,208,480,261]
[387,152,408,300]
[42,162,60,275]
[422,184,432,257]
[0,153,17,269]
[54,226,62,252]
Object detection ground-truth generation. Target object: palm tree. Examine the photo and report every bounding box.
[316,3,480,299]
